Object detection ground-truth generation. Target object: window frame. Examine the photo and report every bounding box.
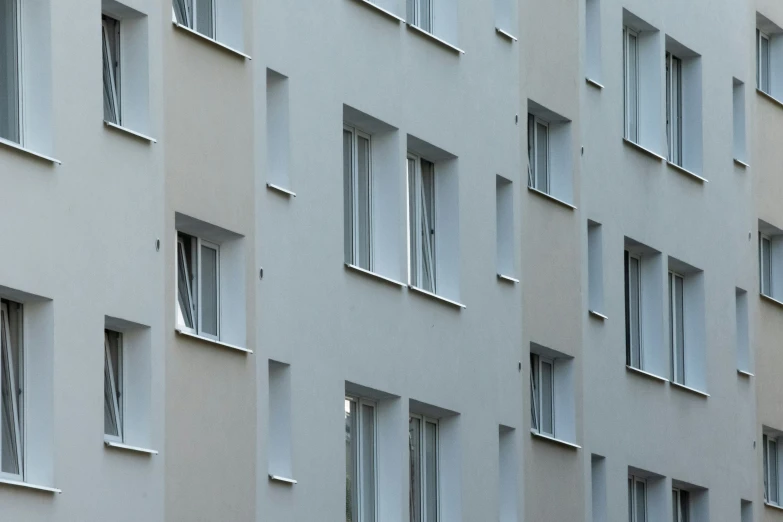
[666,52,683,165]
[766,434,780,505]
[0,300,24,482]
[760,234,772,297]
[527,114,550,193]
[345,396,379,522]
[627,475,647,522]
[669,270,686,385]
[176,233,221,341]
[103,329,123,443]
[758,29,771,94]
[344,124,374,271]
[623,26,640,143]
[1,0,23,145]
[409,0,434,33]
[672,487,689,522]
[101,15,121,125]
[530,353,555,438]
[192,0,216,39]
[407,152,437,294]
[173,0,217,38]
[625,251,643,370]
[409,413,439,522]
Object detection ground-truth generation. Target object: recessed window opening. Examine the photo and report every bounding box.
[527,114,549,193]
[173,0,216,38]
[0,299,23,480]
[346,396,377,522]
[177,231,220,340]
[669,271,685,384]
[409,413,438,522]
[344,125,373,272]
[102,15,121,125]
[407,153,437,294]
[530,353,554,437]
[104,329,123,443]
[666,52,683,166]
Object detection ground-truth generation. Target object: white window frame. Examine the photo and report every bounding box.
[407,153,437,294]
[666,52,683,165]
[103,329,123,443]
[766,434,780,505]
[527,114,550,193]
[176,233,221,341]
[344,124,374,271]
[101,15,121,125]
[669,271,685,385]
[628,475,647,522]
[672,487,688,522]
[409,413,439,522]
[1,0,23,145]
[0,301,23,481]
[623,26,640,143]
[760,234,772,297]
[758,29,771,94]
[530,353,555,438]
[409,0,434,33]
[173,0,216,37]
[625,251,643,370]
[345,396,378,522]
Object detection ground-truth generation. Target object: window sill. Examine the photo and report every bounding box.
[269,474,297,485]
[104,440,158,455]
[345,263,406,287]
[171,20,251,60]
[527,186,577,210]
[530,430,581,450]
[0,137,61,165]
[588,310,607,320]
[408,285,466,309]
[626,365,669,383]
[670,381,709,398]
[406,23,465,54]
[0,478,61,494]
[737,369,754,378]
[495,27,517,42]
[351,0,405,23]
[622,138,666,162]
[757,88,783,110]
[266,183,296,197]
[760,293,783,309]
[497,273,520,284]
[175,328,253,354]
[734,158,749,168]
[666,161,708,183]
[585,77,604,89]
[765,502,783,512]
[104,121,157,143]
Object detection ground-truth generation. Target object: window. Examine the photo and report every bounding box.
[172,0,244,51]
[266,69,291,192]
[628,475,647,522]
[585,0,602,83]
[668,271,685,385]
[671,488,688,522]
[346,397,377,522]
[526,101,573,203]
[741,500,752,522]
[408,153,437,294]
[664,37,703,175]
[177,231,220,340]
[102,15,121,125]
[665,52,682,166]
[527,114,549,193]
[496,176,515,280]
[625,251,642,369]
[344,125,373,271]
[733,79,747,164]
[623,26,639,142]
[666,257,706,392]
[758,29,771,94]
[0,299,23,480]
[530,353,554,437]
[0,0,21,144]
[173,0,215,38]
[765,433,781,505]
[104,330,123,442]
[407,0,433,33]
[529,344,576,443]
[498,427,519,522]
[757,221,783,303]
[736,289,750,374]
[760,233,772,297]
[591,455,607,522]
[409,413,438,522]
[588,221,604,315]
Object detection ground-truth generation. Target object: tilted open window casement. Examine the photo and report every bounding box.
[104,330,123,442]
[625,251,642,370]
[172,0,215,39]
[765,434,781,505]
[407,0,433,33]
[527,114,549,193]
[177,232,220,341]
[760,234,773,297]
[666,52,683,166]
[627,475,647,522]
[408,154,436,294]
[530,353,554,437]
[623,26,639,143]
[669,271,685,385]
[102,15,121,125]
[345,397,378,522]
[672,488,689,522]
[343,125,373,271]
[758,29,771,94]
[0,0,22,144]
[0,301,23,480]
[409,413,438,522]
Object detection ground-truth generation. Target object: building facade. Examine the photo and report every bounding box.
[0,0,780,521]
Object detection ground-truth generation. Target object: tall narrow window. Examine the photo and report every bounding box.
[588,222,605,315]
[407,0,433,33]
[766,434,780,505]
[527,114,549,193]
[102,15,121,125]
[172,0,215,38]
[344,126,373,271]
[409,414,438,522]
[672,488,688,522]
[625,251,642,369]
[760,235,772,297]
[346,397,377,522]
[408,154,436,293]
[623,27,639,143]
[530,353,554,437]
[585,0,602,83]
[104,330,123,442]
[0,0,21,144]
[628,476,647,522]
[0,300,23,480]
[176,232,220,340]
[666,52,683,165]
[669,271,685,384]
[758,29,771,94]
[733,79,747,164]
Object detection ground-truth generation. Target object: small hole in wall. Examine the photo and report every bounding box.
[155,239,160,251]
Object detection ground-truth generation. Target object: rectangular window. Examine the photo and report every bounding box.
[766,434,780,505]
[588,222,604,315]
[407,154,436,294]
[266,69,290,190]
[669,271,685,384]
[733,78,747,163]
[104,330,123,442]
[344,125,373,271]
[672,488,688,522]
[409,414,438,522]
[625,251,642,369]
[585,0,601,82]
[628,476,647,522]
[496,176,514,278]
[0,299,23,480]
[736,288,750,374]
[407,0,433,33]
[0,0,21,144]
[666,52,683,166]
[173,0,215,38]
[346,397,377,522]
[623,26,639,143]
[591,455,607,522]
[758,29,771,94]
[102,15,121,125]
[527,114,549,193]
[530,353,554,437]
[760,234,772,297]
[177,232,220,340]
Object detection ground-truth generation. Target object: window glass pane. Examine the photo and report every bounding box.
[195,0,214,38]
[420,0,432,32]
[357,135,372,271]
[200,244,219,337]
[629,256,641,368]
[102,19,120,124]
[762,35,771,93]
[540,360,554,435]
[409,417,422,522]
[530,354,539,431]
[0,304,20,476]
[104,330,122,438]
[345,400,358,522]
[635,481,646,522]
[670,56,682,165]
[535,122,548,192]
[765,435,770,501]
[627,32,638,142]
[0,0,20,143]
[408,157,418,286]
[420,159,436,293]
[361,404,376,522]
[772,439,779,504]
[425,421,437,522]
[527,115,535,187]
[177,239,195,329]
[672,490,677,522]
[172,0,190,25]
[675,275,685,384]
[104,357,119,437]
[344,130,354,264]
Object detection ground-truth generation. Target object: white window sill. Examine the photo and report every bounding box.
[626,365,669,383]
[408,285,466,309]
[266,183,296,197]
[757,88,783,110]
[530,430,581,450]
[670,381,709,398]
[351,0,405,23]
[0,137,61,165]
[269,474,297,485]
[104,440,158,455]
[171,20,251,60]
[765,502,783,512]
[406,23,465,54]
[585,77,604,89]
[497,273,519,284]
[175,328,253,354]
[622,138,666,162]
[345,263,406,287]
[495,27,517,42]
[761,293,783,309]
[737,369,754,378]
[666,161,708,183]
[588,310,607,320]
[734,158,749,168]
[104,121,157,143]
[0,478,61,494]
[527,186,577,210]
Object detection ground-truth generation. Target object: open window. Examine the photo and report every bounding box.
[346,396,377,522]
[527,100,573,204]
[758,220,783,303]
[406,0,459,48]
[757,13,783,100]
[172,0,244,52]
[529,343,576,445]
[765,428,783,506]
[104,330,123,442]
[0,300,23,480]
[102,15,121,125]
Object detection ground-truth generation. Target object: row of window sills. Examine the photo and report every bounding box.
[585,77,605,89]
[626,365,710,397]
[760,293,783,309]
[527,186,577,210]
[269,474,297,485]
[495,27,517,42]
[175,328,253,354]
[757,88,783,110]
[104,440,158,455]
[666,161,708,183]
[171,20,251,60]
[588,309,608,320]
[266,183,297,197]
[529,429,581,450]
[0,478,61,495]
[104,121,157,143]
[0,137,61,165]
